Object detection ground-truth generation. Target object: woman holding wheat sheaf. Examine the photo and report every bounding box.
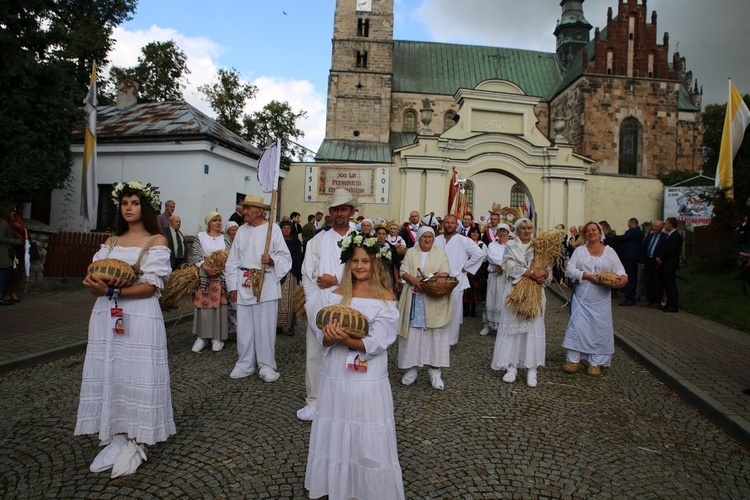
[490,218,553,388]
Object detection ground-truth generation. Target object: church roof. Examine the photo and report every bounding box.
[393,40,563,100]
[83,101,262,158]
[316,132,418,164]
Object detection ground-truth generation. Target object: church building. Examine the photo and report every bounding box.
[282,0,703,229]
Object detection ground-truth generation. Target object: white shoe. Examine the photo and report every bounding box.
[296,405,315,421]
[428,368,444,390]
[191,338,207,353]
[527,368,538,388]
[110,441,147,478]
[401,367,418,386]
[229,366,254,379]
[90,434,127,473]
[211,339,224,352]
[479,325,490,336]
[502,367,517,383]
[259,366,280,383]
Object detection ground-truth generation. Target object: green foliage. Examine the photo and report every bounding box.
[0,0,136,202]
[656,169,706,187]
[679,264,750,333]
[198,68,257,135]
[243,100,308,166]
[109,40,190,102]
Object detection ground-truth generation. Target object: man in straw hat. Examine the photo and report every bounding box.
[225,194,292,382]
[434,214,484,346]
[297,188,357,421]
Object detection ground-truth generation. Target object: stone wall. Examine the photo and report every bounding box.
[584,173,664,228]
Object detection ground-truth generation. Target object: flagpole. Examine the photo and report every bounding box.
[255,189,277,302]
[253,137,281,302]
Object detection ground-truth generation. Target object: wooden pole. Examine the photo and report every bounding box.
[254,189,277,301]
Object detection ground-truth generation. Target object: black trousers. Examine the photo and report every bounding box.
[658,264,678,309]
[642,259,660,304]
[622,259,639,303]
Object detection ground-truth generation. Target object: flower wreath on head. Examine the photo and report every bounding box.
[338,231,392,267]
[111,181,161,211]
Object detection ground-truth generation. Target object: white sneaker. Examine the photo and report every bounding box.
[401,367,418,386]
[191,338,207,353]
[110,441,147,478]
[479,325,491,336]
[229,366,254,379]
[90,434,127,473]
[259,366,280,383]
[527,368,538,388]
[502,367,517,383]
[211,339,224,352]
[428,368,444,390]
[296,405,315,421]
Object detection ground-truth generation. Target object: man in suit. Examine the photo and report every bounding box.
[612,218,643,306]
[290,211,303,241]
[481,212,501,245]
[655,217,682,312]
[163,215,186,270]
[640,220,665,308]
[229,203,244,225]
[301,214,316,255]
[398,211,421,248]
[458,212,475,236]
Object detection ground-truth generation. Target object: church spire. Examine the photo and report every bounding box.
[554,0,593,70]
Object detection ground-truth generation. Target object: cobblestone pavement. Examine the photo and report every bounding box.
[1,294,749,498]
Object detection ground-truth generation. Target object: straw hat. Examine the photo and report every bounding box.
[328,189,358,210]
[241,194,270,209]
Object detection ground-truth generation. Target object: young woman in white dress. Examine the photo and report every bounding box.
[305,233,404,500]
[77,182,175,478]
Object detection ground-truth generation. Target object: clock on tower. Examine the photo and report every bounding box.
[356,0,372,12]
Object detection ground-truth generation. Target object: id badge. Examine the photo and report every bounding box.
[242,270,255,288]
[346,349,367,372]
[111,308,125,335]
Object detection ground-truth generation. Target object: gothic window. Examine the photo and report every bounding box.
[510,184,525,210]
[648,52,654,78]
[357,18,370,37]
[356,50,368,68]
[403,109,417,133]
[619,117,640,175]
[606,49,614,75]
[463,180,474,212]
[444,111,456,131]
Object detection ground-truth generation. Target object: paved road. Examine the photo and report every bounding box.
[1,294,748,498]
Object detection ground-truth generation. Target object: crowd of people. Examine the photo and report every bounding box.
[75,181,699,498]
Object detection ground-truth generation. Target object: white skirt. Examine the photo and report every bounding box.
[397,326,451,368]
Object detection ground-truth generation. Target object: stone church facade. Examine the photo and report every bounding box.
[282,0,703,229]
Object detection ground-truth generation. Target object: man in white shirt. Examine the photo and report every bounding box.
[458,212,475,236]
[434,214,484,346]
[225,195,292,382]
[481,212,501,245]
[297,189,358,421]
[163,215,186,270]
[398,210,421,248]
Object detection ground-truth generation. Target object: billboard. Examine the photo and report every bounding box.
[663,186,714,226]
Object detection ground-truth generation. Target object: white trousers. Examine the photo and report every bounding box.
[448,287,464,346]
[304,320,323,408]
[234,301,278,375]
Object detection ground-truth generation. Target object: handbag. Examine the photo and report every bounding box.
[28,239,40,262]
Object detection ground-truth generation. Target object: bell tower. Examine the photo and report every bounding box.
[554,0,593,70]
[326,0,394,145]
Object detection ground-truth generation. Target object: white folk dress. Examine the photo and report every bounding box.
[75,244,176,446]
[305,295,404,500]
[562,245,626,366]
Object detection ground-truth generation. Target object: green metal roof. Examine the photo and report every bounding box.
[316,139,392,163]
[393,40,563,99]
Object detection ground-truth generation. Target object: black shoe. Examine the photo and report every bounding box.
[662,307,678,313]
[0,298,14,306]
[619,301,636,306]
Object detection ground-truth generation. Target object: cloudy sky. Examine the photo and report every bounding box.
[111,0,750,156]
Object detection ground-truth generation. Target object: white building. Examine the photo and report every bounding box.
[56,101,272,235]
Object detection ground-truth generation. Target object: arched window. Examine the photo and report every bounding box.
[444,111,456,131]
[403,109,417,133]
[619,117,640,175]
[462,180,474,213]
[510,183,525,210]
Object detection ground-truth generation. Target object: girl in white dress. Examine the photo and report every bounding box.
[305,233,404,500]
[77,182,175,478]
[562,221,628,375]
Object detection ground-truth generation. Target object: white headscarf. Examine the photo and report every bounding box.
[224,221,239,232]
[417,226,435,239]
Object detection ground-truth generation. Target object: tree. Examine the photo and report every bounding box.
[243,100,308,166]
[198,68,257,135]
[110,40,190,102]
[0,0,137,202]
[47,0,137,90]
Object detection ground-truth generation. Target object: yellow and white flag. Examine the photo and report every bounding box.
[715,79,750,197]
[81,63,98,220]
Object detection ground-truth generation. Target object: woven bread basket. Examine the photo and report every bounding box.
[597,272,620,287]
[419,276,459,297]
[315,305,369,339]
[87,258,138,286]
